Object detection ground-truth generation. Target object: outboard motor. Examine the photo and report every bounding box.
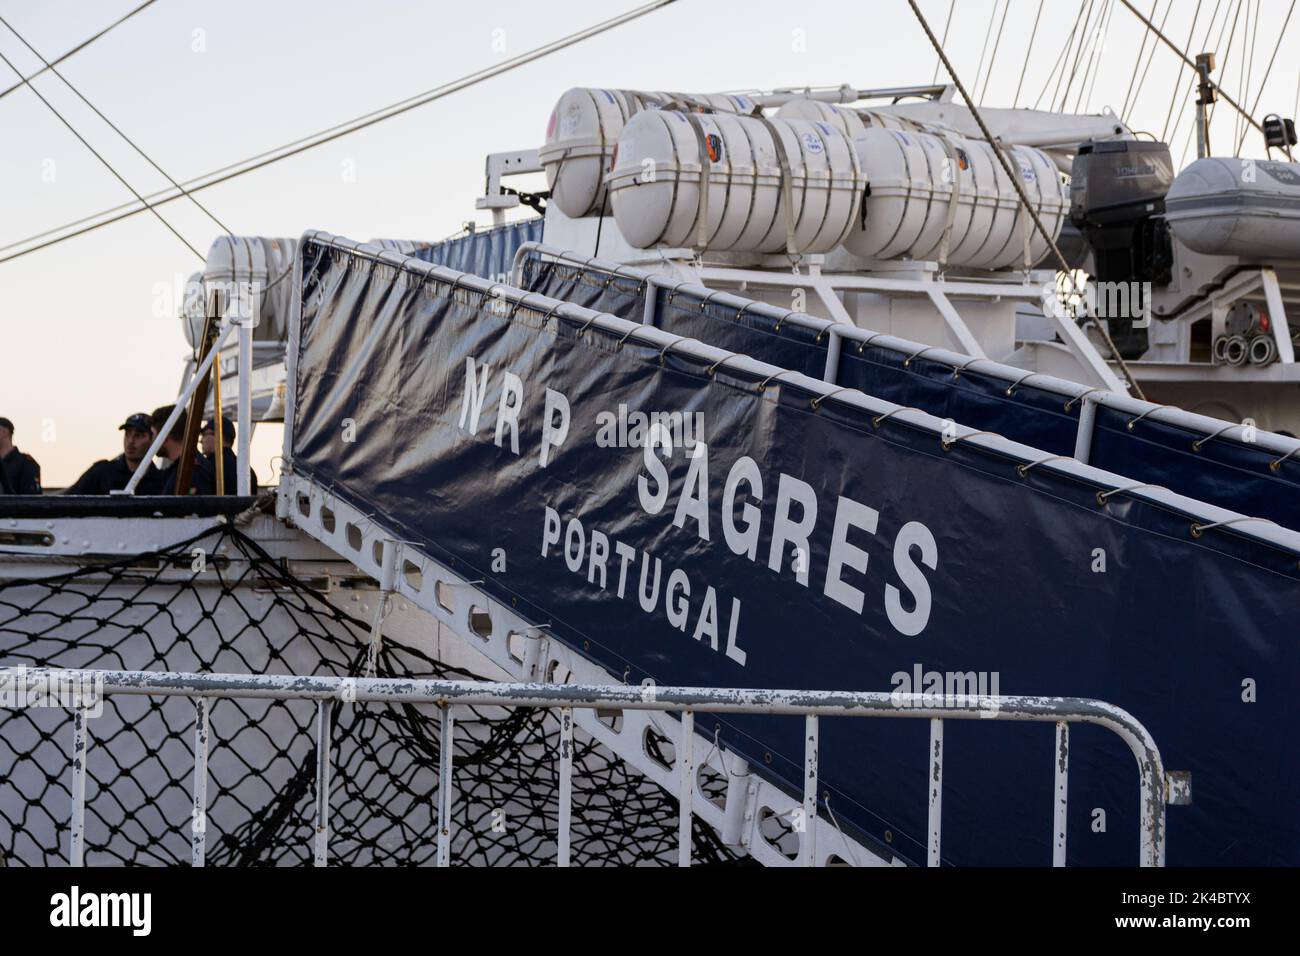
[1069,140,1176,358]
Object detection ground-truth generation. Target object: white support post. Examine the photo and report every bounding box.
[642,277,659,326]
[1053,721,1069,867]
[1042,289,1126,391]
[437,705,455,867]
[123,318,235,493]
[237,319,252,495]
[70,707,88,867]
[677,710,694,867]
[799,714,819,866]
[927,717,943,867]
[557,706,573,867]
[823,328,842,383]
[923,284,988,358]
[1073,393,1099,464]
[314,700,331,867]
[192,698,211,867]
[1261,268,1296,364]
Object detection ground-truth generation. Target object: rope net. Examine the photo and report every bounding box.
[0,522,746,866]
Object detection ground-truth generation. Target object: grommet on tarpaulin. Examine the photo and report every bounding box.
[903,345,938,369]
[1192,422,1241,453]
[1125,404,1174,431]
[1062,386,1104,412]
[1017,455,1074,479]
[540,298,565,331]
[810,386,857,411]
[1004,371,1039,396]
[575,313,607,338]
[871,406,922,429]
[706,352,744,377]
[1095,481,1168,507]
[1271,444,1300,473]
[856,331,885,354]
[657,335,690,366]
[951,356,991,381]
[940,429,997,452]
[755,369,798,393]
[616,323,649,348]
[1190,515,1276,540]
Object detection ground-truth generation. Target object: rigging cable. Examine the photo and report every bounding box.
[1057,0,1100,112]
[1122,0,1174,122]
[1032,3,1085,110]
[0,44,202,260]
[978,0,1013,105]
[1159,0,1205,142]
[1119,0,1266,138]
[972,0,1000,105]
[931,0,957,84]
[0,13,233,240]
[1011,0,1046,108]
[0,0,678,265]
[0,0,158,104]
[1078,0,1118,114]
[906,0,1147,400]
[1168,0,1228,157]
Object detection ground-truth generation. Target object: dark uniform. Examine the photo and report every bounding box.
[199,418,258,495]
[66,454,164,495]
[159,455,214,496]
[0,446,41,495]
[66,412,164,495]
[199,448,258,495]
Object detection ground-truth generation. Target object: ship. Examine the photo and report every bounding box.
[2,0,1299,869]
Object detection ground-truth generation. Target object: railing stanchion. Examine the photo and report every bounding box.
[437,704,455,867]
[192,698,211,867]
[678,709,694,867]
[314,699,331,867]
[70,706,88,867]
[800,713,819,866]
[928,717,943,867]
[1053,720,1069,867]
[557,705,573,867]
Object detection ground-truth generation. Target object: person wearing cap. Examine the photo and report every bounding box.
[65,413,164,495]
[150,405,213,496]
[0,417,42,495]
[199,416,258,495]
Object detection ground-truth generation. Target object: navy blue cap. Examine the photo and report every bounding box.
[119,413,152,433]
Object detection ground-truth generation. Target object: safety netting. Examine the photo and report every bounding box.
[0,520,744,866]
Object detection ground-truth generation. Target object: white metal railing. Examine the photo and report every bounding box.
[512,242,1300,475]
[30,668,1169,867]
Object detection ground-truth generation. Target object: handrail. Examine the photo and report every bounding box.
[512,242,1300,461]
[19,666,1168,868]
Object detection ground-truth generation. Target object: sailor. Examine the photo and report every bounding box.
[0,417,42,494]
[151,405,213,495]
[199,417,258,494]
[65,413,163,494]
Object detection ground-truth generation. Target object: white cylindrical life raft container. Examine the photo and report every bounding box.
[540,87,759,218]
[607,109,865,254]
[1163,156,1300,259]
[775,99,917,137]
[844,127,1067,269]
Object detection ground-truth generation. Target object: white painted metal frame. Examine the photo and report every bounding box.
[48,667,1168,867]
[272,233,1300,865]
[514,242,1300,478]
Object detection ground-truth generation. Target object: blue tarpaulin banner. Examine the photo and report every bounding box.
[292,235,1300,866]
[401,219,544,283]
[518,255,1300,533]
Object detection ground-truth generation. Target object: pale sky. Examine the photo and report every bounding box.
[2,0,1297,486]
